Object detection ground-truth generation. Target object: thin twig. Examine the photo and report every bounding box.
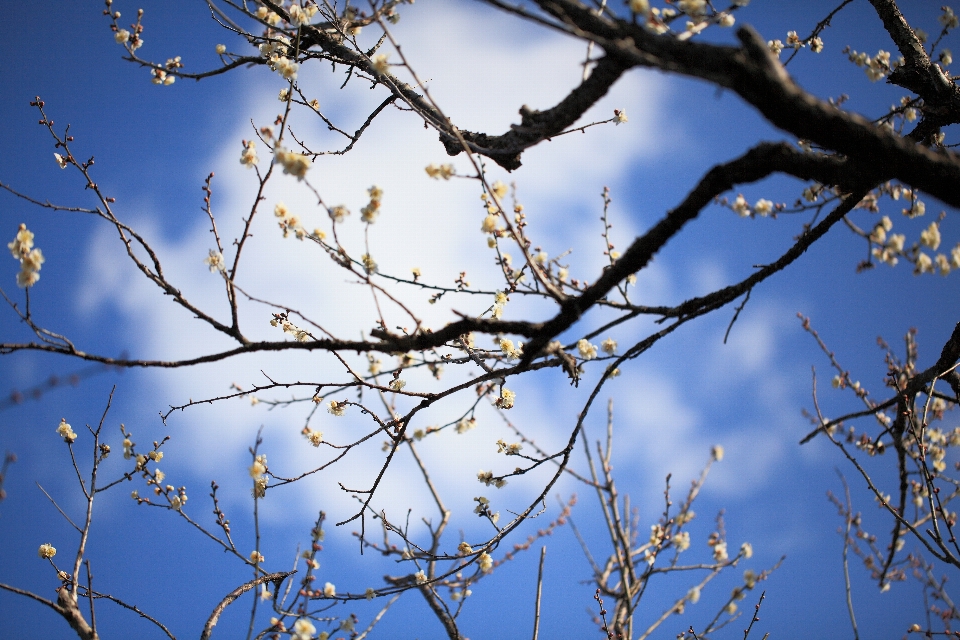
[532,546,546,640]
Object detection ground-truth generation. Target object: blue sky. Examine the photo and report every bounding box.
[2,2,959,639]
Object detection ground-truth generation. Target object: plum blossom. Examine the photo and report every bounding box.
[292,618,316,640]
[9,224,44,288]
[56,419,77,443]
[577,339,598,360]
[425,163,454,179]
[204,249,225,272]
[274,147,311,180]
[239,140,258,168]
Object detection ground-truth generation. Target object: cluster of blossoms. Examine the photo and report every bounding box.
[255,5,282,26]
[8,224,44,288]
[360,185,383,223]
[649,523,668,547]
[239,140,259,168]
[455,417,476,434]
[786,30,823,54]
[495,388,516,410]
[577,339,598,360]
[870,216,905,266]
[495,439,522,455]
[940,48,954,67]
[481,210,498,234]
[249,454,268,498]
[38,543,56,560]
[846,48,895,82]
[916,425,960,474]
[287,2,318,26]
[477,470,506,488]
[122,435,134,459]
[110,1,144,53]
[637,0,715,33]
[870,212,960,274]
[274,56,299,81]
[359,253,377,274]
[499,338,522,360]
[259,35,299,80]
[904,198,926,218]
[491,290,507,319]
[166,484,188,510]
[730,195,777,217]
[56,419,77,444]
[868,215,895,244]
[425,163,454,180]
[274,147,311,180]
[920,221,942,251]
[478,551,493,572]
[914,245,960,276]
[731,193,776,218]
[901,102,919,123]
[151,56,182,85]
[646,6,684,34]
[327,400,347,417]
[274,201,306,238]
[473,496,499,523]
[113,26,143,50]
[941,6,960,29]
[127,441,187,510]
[302,427,323,447]
[270,313,311,342]
[711,538,729,562]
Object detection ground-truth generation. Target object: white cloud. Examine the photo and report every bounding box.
[73,1,714,543]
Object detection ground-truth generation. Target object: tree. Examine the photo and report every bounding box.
[1,0,960,638]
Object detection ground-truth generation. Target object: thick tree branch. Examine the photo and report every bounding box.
[0,318,538,368]
[515,0,960,207]
[255,1,632,170]
[869,0,960,133]
[439,54,633,170]
[520,143,873,364]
